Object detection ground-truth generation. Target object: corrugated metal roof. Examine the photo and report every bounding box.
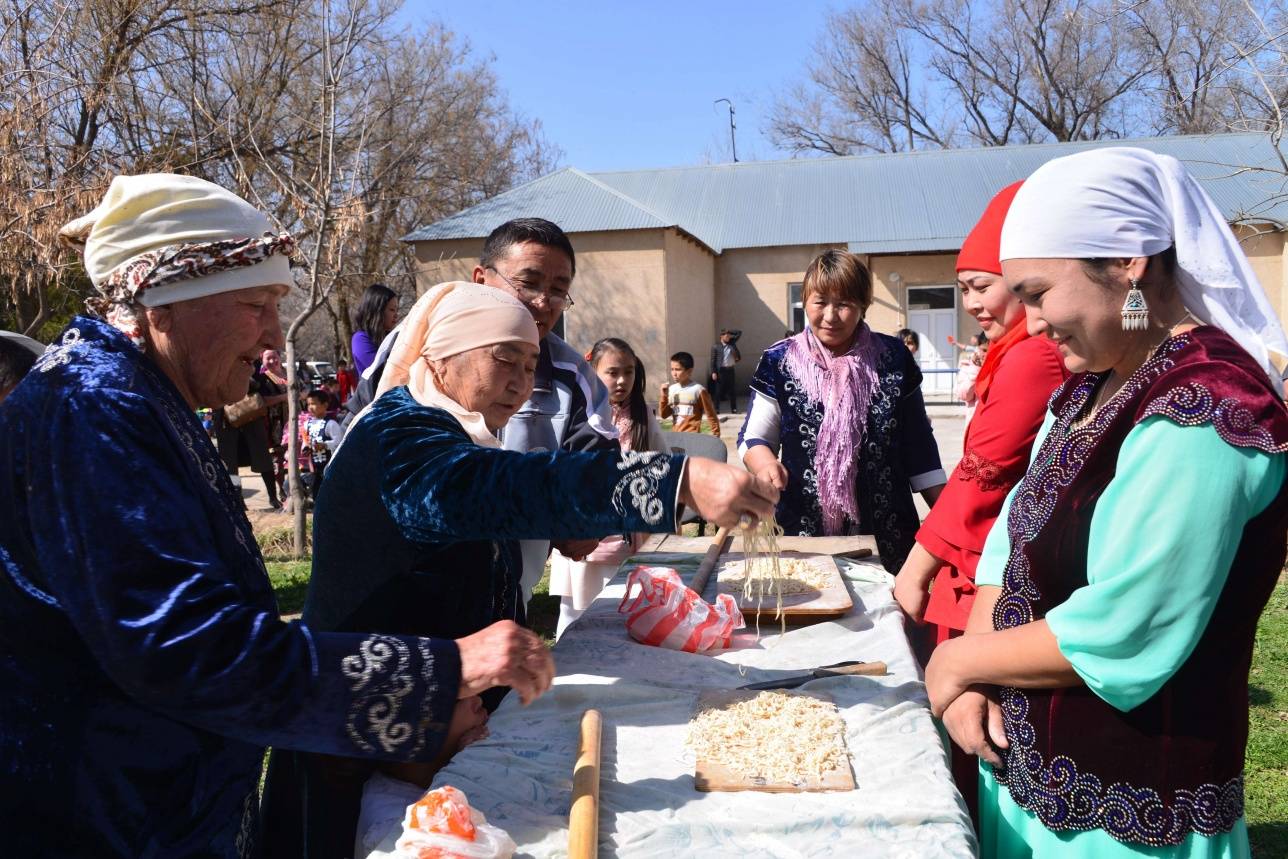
[403,167,674,242]
[403,133,1288,253]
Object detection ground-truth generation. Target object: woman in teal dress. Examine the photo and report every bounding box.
[923,148,1288,858]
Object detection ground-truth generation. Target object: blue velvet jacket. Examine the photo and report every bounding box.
[303,386,683,638]
[0,318,460,858]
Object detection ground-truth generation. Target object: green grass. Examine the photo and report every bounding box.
[1248,580,1288,858]
[255,522,311,562]
[528,566,558,645]
[266,560,311,615]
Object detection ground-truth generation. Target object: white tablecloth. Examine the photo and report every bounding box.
[360,554,977,858]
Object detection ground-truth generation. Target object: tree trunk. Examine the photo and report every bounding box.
[284,338,308,558]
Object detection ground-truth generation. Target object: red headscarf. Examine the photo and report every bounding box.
[956,181,1026,400]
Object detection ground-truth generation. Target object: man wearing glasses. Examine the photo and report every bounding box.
[471,218,615,456]
[471,219,618,599]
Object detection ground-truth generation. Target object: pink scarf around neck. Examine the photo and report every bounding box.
[783,323,882,534]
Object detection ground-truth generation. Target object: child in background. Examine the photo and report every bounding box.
[659,351,721,436]
[335,359,356,404]
[549,338,667,638]
[301,388,343,502]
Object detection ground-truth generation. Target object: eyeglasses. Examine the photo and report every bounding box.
[486,266,575,311]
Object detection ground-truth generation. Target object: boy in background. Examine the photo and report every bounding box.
[659,351,721,437]
[300,388,344,501]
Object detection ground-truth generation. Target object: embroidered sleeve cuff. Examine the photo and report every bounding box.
[909,468,946,492]
[609,451,685,531]
[337,632,461,761]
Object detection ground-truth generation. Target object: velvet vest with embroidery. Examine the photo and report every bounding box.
[992,327,1288,847]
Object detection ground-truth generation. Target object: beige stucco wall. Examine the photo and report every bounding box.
[414,221,1288,392]
[662,230,717,389]
[413,238,483,287]
[559,229,669,380]
[1237,225,1286,329]
[869,253,971,339]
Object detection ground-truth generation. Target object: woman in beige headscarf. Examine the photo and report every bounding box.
[262,280,777,858]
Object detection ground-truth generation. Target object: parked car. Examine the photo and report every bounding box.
[306,360,336,381]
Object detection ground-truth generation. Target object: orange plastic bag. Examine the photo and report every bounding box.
[395,785,516,858]
[617,566,744,653]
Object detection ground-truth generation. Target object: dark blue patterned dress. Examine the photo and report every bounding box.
[738,334,944,571]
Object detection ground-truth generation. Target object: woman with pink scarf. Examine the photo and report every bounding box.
[738,250,946,571]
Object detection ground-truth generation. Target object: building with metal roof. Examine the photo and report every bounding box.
[405,133,1288,397]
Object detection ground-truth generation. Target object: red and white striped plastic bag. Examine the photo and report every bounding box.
[616,566,744,653]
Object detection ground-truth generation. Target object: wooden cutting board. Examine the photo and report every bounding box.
[716,551,853,622]
[638,533,876,557]
[692,689,855,793]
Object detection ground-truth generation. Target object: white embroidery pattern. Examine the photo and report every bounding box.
[34,328,83,373]
[342,634,418,755]
[611,450,671,525]
[155,385,265,575]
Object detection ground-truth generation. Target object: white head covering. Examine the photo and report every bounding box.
[60,174,294,346]
[999,147,1288,384]
[374,281,539,446]
[60,173,293,305]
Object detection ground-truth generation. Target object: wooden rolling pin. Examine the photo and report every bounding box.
[687,525,733,598]
[568,708,603,859]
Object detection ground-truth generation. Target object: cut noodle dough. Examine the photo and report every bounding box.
[718,557,830,595]
[686,690,848,783]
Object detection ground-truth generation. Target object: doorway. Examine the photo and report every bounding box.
[906,285,956,396]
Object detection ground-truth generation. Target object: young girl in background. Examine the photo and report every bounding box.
[549,337,667,637]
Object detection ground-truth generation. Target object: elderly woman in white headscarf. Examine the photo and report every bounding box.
[0,175,567,858]
[261,280,777,858]
[923,148,1288,858]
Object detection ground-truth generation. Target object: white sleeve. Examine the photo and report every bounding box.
[737,390,782,459]
[324,419,344,452]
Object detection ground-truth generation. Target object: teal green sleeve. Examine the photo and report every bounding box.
[974,409,1058,589]
[1046,416,1285,712]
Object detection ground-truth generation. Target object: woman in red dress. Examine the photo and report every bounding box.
[895,182,1067,638]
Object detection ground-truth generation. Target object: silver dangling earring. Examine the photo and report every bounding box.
[1121,279,1148,331]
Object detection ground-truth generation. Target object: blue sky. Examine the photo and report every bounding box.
[398,0,838,172]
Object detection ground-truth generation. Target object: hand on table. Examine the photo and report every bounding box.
[941,685,1008,767]
[446,695,490,754]
[553,538,600,562]
[384,696,491,788]
[680,457,778,529]
[455,620,553,706]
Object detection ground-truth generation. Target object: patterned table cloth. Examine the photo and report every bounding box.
[359,552,976,859]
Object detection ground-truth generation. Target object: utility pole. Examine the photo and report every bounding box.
[714,98,738,162]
